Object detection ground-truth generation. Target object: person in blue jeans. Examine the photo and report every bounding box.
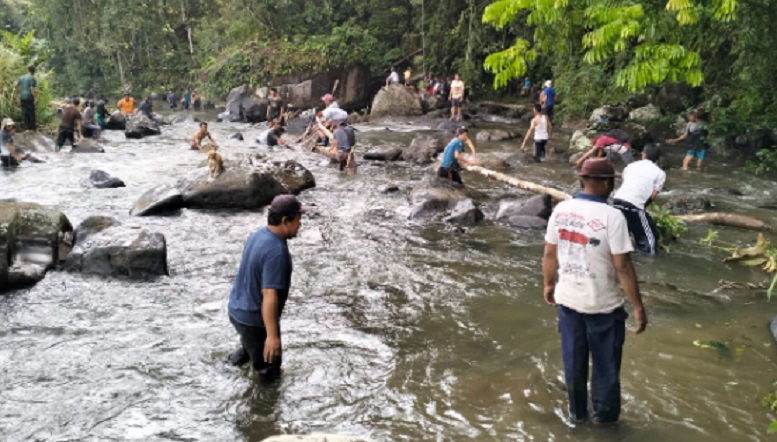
[540,80,556,122]
[226,195,307,380]
[543,158,648,425]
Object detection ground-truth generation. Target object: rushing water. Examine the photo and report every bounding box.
[2,113,777,441]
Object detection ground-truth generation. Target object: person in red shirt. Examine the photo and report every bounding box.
[576,130,635,167]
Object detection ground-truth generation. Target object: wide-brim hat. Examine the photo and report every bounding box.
[1,118,15,130]
[576,158,616,178]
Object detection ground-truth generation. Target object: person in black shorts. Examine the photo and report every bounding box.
[57,98,84,150]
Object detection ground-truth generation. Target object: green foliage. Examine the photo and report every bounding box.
[745,149,777,176]
[0,43,55,128]
[648,204,688,250]
[700,229,719,247]
[692,339,732,358]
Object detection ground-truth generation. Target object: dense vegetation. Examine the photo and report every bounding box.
[2,0,777,138]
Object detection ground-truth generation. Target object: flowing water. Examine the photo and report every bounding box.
[2,113,777,441]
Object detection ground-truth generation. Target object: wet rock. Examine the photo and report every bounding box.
[503,152,540,166]
[409,177,483,225]
[629,104,663,121]
[505,215,548,229]
[476,155,510,170]
[569,152,585,165]
[262,435,375,442]
[169,114,199,125]
[179,160,315,210]
[0,201,73,293]
[64,216,168,278]
[229,132,245,141]
[589,106,627,123]
[11,132,57,153]
[130,185,184,216]
[125,115,162,139]
[364,147,402,162]
[105,113,126,131]
[73,139,105,153]
[423,94,440,112]
[436,120,463,133]
[618,122,652,152]
[370,85,422,118]
[89,170,126,189]
[663,196,712,215]
[378,184,400,194]
[225,84,267,123]
[770,316,777,345]
[570,130,593,153]
[402,136,442,165]
[475,129,516,142]
[265,65,370,109]
[496,195,552,220]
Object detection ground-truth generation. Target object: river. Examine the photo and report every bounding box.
[1,112,777,441]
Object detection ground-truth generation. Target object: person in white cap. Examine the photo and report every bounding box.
[0,118,30,168]
[540,80,556,122]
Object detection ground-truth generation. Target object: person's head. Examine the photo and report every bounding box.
[199,122,208,130]
[586,129,598,141]
[273,123,285,133]
[687,111,698,122]
[28,66,35,75]
[456,126,469,140]
[85,100,92,108]
[269,87,277,97]
[577,158,616,198]
[545,80,552,88]
[322,93,334,105]
[642,143,662,162]
[1,118,16,133]
[267,194,307,238]
[145,96,151,102]
[123,92,130,99]
[73,98,80,106]
[454,73,460,81]
[391,67,396,73]
[533,103,542,114]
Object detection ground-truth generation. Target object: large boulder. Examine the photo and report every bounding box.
[569,130,593,153]
[179,160,315,210]
[475,154,510,170]
[224,84,266,123]
[11,132,57,153]
[265,65,371,110]
[589,106,627,123]
[104,113,126,131]
[125,115,161,139]
[629,104,663,121]
[64,216,168,278]
[504,215,548,229]
[618,122,652,152]
[364,147,402,162]
[402,136,442,165]
[475,130,516,142]
[663,196,712,215]
[74,139,105,153]
[496,195,552,220]
[0,202,73,293]
[370,85,423,118]
[89,170,126,189]
[408,177,483,225]
[130,185,184,216]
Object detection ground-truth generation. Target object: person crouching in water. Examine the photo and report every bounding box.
[612,144,666,255]
[520,103,552,161]
[332,121,357,174]
[191,122,218,151]
[1,118,31,168]
[438,126,477,185]
[576,130,635,167]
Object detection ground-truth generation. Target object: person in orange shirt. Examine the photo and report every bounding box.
[117,93,136,115]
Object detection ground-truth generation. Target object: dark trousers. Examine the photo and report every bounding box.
[542,105,554,122]
[56,129,75,148]
[1,155,19,168]
[437,166,462,184]
[613,199,659,255]
[534,140,547,160]
[229,316,282,379]
[559,305,626,423]
[21,99,36,131]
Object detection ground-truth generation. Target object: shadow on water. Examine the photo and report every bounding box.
[2,115,777,441]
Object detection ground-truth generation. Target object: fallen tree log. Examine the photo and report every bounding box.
[672,213,772,231]
[463,164,572,202]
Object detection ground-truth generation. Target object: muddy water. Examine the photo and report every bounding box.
[1,113,777,441]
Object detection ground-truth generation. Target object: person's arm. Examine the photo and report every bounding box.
[667,125,689,144]
[76,118,83,139]
[261,288,282,363]
[207,131,217,146]
[540,91,547,106]
[576,145,599,166]
[612,253,647,334]
[542,243,558,306]
[520,118,537,150]
[464,137,477,162]
[192,132,201,148]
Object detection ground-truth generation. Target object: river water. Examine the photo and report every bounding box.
[2,113,777,441]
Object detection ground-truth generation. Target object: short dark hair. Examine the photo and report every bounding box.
[73,98,80,106]
[267,210,300,226]
[200,122,208,128]
[28,66,35,74]
[643,143,662,162]
[270,87,277,93]
[534,103,542,113]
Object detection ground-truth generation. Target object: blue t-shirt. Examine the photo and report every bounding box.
[544,87,556,106]
[524,79,531,87]
[440,138,464,170]
[228,227,293,327]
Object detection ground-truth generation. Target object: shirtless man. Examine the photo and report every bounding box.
[191,122,218,151]
[449,74,465,122]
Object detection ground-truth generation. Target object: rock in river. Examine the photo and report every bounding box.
[104,113,126,131]
[364,147,402,162]
[475,129,516,142]
[64,216,168,278]
[125,115,162,139]
[224,84,266,123]
[496,195,552,220]
[663,196,712,215]
[0,201,73,293]
[89,170,126,189]
[402,136,442,165]
[11,132,57,153]
[131,185,184,216]
[370,84,422,118]
[409,177,483,226]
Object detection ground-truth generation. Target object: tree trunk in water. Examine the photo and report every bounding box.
[672,213,772,231]
[463,165,572,202]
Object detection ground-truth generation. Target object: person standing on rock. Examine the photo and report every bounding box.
[404,67,412,86]
[386,67,400,88]
[1,118,30,168]
[117,92,136,115]
[226,194,307,380]
[666,111,708,171]
[138,96,154,120]
[543,158,647,425]
[266,88,284,125]
[191,122,217,151]
[57,98,84,151]
[438,126,477,185]
[612,144,665,255]
[167,90,176,110]
[96,98,110,128]
[540,80,556,122]
[449,74,465,122]
[520,103,552,161]
[15,66,37,131]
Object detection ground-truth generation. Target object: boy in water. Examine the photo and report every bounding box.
[191,122,218,151]
[520,103,552,161]
[667,111,708,171]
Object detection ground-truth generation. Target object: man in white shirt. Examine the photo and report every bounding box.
[612,144,666,255]
[385,68,400,88]
[543,158,647,425]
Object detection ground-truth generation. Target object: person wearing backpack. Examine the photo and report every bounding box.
[576,130,635,167]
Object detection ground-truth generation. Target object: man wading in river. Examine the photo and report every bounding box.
[438,126,477,185]
[227,195,306,380]
[543,158,647,425]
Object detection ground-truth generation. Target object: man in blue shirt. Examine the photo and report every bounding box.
[227,194,307,380]
[437,127,478,185]
[541,80,556,122]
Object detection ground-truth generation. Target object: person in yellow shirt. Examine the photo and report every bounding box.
[117,93,136,115]
[404,67,412,86]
